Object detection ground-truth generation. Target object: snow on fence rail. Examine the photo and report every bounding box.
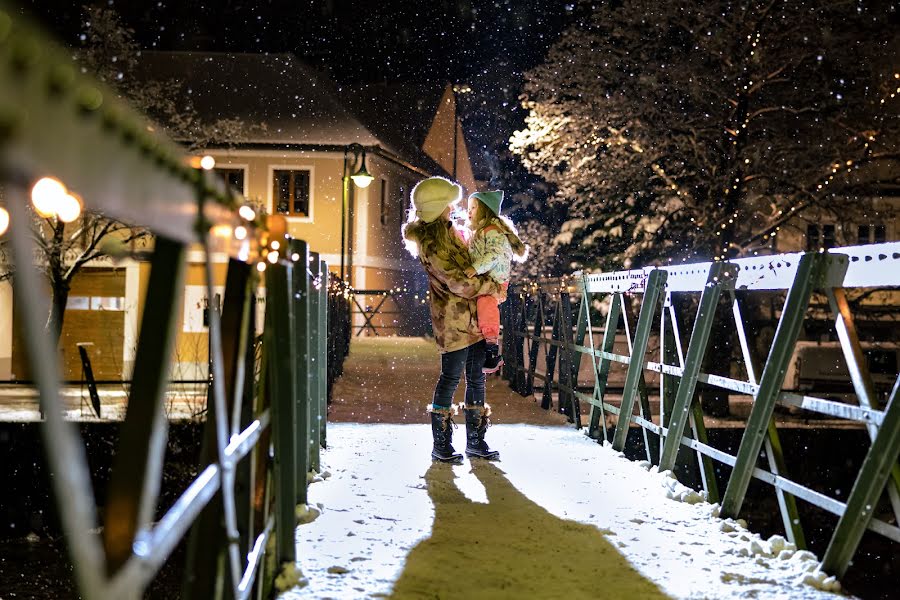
[500,242,900,577]
[0,6,344,598]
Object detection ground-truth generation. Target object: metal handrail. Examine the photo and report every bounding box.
[501,242,900,579]
[0,5,340,598]
[349,288,427,336]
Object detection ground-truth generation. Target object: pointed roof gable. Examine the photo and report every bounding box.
[343,82,479,193]
[421,85,477,194]
[340,81,448,175]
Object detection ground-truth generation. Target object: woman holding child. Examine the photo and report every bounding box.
[402,177,526,464]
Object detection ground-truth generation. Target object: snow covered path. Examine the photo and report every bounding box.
[279,423,846,600]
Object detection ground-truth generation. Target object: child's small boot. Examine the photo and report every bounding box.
[429,405,463,463]
[482,341,504,374]
[463,403,500,460]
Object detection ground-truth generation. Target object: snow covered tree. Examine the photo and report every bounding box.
[510,0,900,271]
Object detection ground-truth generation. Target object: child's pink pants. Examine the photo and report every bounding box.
[477,295,501,339]
[476,283,508,340]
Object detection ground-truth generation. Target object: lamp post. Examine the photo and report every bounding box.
[341,144,375,285]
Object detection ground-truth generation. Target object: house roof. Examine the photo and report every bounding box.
[341,82,445,161]
[343,82,485,188]
[136,51,384,147]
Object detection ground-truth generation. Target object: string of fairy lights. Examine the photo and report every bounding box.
[328,278,432,306]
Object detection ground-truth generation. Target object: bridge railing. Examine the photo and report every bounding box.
[0,6,343,598]
[501,243,900,578]
[349,287,432,337]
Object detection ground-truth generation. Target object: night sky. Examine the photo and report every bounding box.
[20,0,574,176]
[22,1,572,85]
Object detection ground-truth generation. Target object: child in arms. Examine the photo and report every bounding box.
[464,190,528,373]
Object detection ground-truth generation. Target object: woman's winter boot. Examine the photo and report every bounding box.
[428,405,463,463]
[463,403,500,460]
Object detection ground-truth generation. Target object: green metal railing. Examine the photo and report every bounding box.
[0,6,337,598]
[501,244,900,578]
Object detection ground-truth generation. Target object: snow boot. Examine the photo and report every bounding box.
[429,405,463,463]
[482,342,504,374]
[463,403,500,460]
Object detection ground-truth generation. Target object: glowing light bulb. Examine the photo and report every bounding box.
[31,177,67,217]
[239,205,256,221]
[0,207,9,236]
[234,225,248,240]
[200,155,216,170]
[56,193,83,223]
[257,262,267,272]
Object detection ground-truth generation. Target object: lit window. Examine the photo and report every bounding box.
[91,297,125,311]
[822,224,835,249]
[69,296,90,310]
[273,169,310,216]
[215,167,245,195]
[806,224,819,251]
[857,225,870,245]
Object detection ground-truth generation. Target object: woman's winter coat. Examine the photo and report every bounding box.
[406,221,501,353]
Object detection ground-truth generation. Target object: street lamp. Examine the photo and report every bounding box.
[350,150,374,188]
[342,144,375,284]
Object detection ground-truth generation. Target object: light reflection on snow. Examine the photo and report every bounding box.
[450,463,489,504]
[280,423,844,600]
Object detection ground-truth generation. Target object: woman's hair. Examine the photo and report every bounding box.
[402,212,470,271]
[469,198,529,261]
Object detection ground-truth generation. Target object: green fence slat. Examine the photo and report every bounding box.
[183,256,252,600]
[500,298,512,381]
[318,260,329,450]
[587,292,622,442]
[730,290,807,548]
[612,270,666,451]
[827,287,900,521]
[527,293,542,398]
[290,240,312,491]
[264,261,297,564]
[689,401,719,503]
[659,303,677,460]
[306,250,321,473]
[721,253,828,519]
[822,375,900,577]
[638,373,658,464]
[659,262,728,470]
[104,238,186,573]
[558,292,580,426]
[513,292,528,394]
[547,299,563,413]
[764,417,806,548]
[234,273,257,564]
[571,294,588,428]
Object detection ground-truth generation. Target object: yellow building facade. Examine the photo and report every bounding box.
[1,51,481,381]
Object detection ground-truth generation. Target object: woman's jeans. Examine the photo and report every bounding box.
[432,340,486,409]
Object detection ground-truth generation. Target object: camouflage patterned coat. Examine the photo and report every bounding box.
[408,221,501,353]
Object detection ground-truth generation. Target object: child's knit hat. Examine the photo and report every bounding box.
[469,190,504,217]
[411,177,463,223]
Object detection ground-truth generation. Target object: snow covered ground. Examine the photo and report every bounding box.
[279,423,846,600]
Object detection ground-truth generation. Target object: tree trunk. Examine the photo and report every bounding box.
[46,279,70,346]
